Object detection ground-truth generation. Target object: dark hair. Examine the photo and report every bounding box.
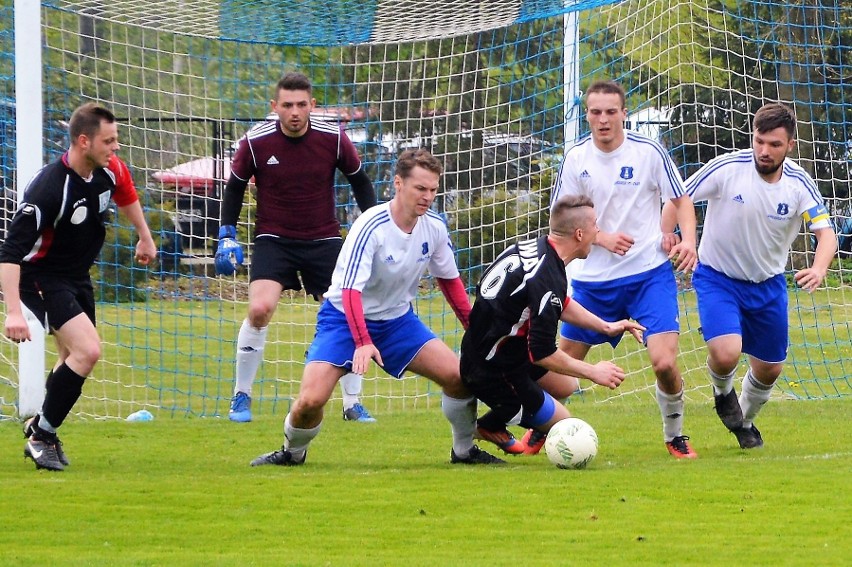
[395,148,443,179]
[753,102,796,139]
[585,80,626,109]
[69,102,116,142]
[550,195,595,236]
[276,72,313,95]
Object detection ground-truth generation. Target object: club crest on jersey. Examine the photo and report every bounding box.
[619,166,634,180]
[98,191,111,212]
[768,202,792,221]
[71,205,88,225]
[417,241,431,263]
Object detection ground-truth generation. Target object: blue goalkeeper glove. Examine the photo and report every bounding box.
[214,225,244,275]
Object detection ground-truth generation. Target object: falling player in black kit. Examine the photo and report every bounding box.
[0,103,157,471]
[460,195,643,455]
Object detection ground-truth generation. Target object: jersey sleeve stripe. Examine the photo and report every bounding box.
[783,162,824,203]
[342,211,390,290]
[244,121,277,140]
[684,151,751,195]
[626,132,685,196]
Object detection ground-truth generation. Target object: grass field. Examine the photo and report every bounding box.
[1,397,850,566]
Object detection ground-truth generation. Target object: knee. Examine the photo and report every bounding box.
[651,356,679,384]
[247,302,276,327]
[294,391,327,415]
[70,342,101,374]
[546,376,580,399]
[708,351,740,374]
[752,363,783,384]
[439,372,469,398]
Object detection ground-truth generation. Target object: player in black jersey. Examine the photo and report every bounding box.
[0,103,157,471]
[460,195,643,455]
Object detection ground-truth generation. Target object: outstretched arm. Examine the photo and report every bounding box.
[535,349,626,390]
[560,298,644,344]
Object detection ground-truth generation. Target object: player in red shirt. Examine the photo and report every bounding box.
[0,103,157,471]
[216,72,377,423]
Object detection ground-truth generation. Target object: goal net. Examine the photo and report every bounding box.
[0,0,849,420]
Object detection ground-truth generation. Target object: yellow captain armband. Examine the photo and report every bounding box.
[803,204,830,228]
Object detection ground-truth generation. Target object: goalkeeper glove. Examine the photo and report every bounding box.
[214,225,244,275]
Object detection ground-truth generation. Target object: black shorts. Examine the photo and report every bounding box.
[460,355,547,420]
[250,236,342,298]
[19,274,96,332]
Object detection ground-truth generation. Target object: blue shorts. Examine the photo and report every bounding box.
[306,301,438,378]
[560,262,679,347]
[692,263,788,363]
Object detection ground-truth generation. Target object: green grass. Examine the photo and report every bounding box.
[1,397,850,566]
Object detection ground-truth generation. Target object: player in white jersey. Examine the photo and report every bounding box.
[668,102,836,449]
[249,148,503,467]
[548,80,699,459]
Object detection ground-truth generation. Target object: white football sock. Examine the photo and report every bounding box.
[339,372,363,410]
[656,383,685,442]
[441,393,477,457]
[283,413,322,459]
[708,361,736,396]
[739,370,773,428]
[234,319,268,396]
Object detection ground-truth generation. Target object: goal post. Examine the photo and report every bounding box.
[13,0,45,418]
[0,0,849,421]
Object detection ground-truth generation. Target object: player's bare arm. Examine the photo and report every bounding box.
[659,199,680,254]
[593,230,634,256]
[119,201,157,265]
[536,349,625,390]
[561,297,644,343]
[0,262,30,343]
[352,343,383,375]
[795,227,837,292]
[600,319,645,344]
[666,194,698,272]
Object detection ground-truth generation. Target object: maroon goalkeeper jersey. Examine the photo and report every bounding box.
[230,119,363,240]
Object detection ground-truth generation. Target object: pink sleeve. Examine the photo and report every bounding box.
[436,277,471,330]
[342,288,373,348]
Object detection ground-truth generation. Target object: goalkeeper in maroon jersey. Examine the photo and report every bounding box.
[460,195,643,455]
[216,72,378,423]
[0,103,157,471]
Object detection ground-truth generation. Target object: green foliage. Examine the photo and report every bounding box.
[450,188,548,287]
[93,217,147,304]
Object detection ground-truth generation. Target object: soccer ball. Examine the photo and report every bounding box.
[544,417,598,469]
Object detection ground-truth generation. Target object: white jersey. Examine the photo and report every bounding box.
[685,149,831,283]
[551,131,687,282]
[325,202,460,320]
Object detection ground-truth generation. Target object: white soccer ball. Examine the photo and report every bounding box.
[544,417,598,469]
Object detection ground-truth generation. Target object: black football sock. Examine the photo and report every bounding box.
[41,363,87,429]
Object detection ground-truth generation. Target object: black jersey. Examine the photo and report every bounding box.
[461,235,569,369]
[0,154,138,279]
